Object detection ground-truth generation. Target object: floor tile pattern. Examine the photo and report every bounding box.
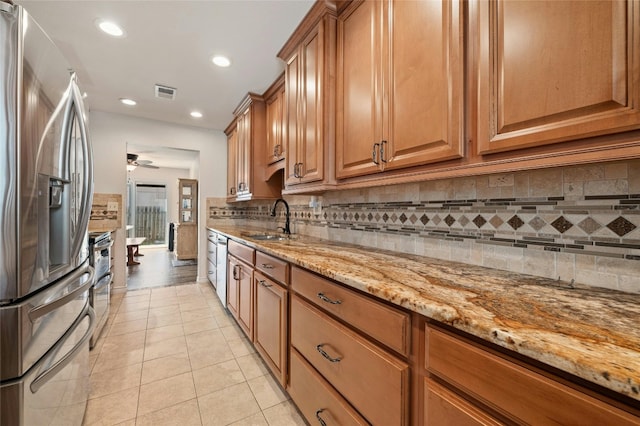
[84,282,305,426]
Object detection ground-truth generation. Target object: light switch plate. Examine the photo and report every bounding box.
[107,201,118,211]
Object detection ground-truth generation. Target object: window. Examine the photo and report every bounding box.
[134,184,167,245]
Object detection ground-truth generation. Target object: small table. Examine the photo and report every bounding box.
[126,237,146,266]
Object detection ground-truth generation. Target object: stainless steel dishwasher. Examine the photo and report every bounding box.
[215,234,228,308]
[207,230,228,308]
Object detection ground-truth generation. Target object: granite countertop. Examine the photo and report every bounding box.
[209,225,640,403]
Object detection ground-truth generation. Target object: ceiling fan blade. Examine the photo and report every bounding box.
[139,164,159,169]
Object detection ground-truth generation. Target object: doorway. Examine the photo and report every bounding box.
[133,183,168,246]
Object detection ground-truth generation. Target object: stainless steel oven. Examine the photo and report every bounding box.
[88,231,113,348]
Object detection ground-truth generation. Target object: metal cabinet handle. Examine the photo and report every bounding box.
[294,162,304,178]
[261,263,274,269]
[232,265,239,280]
[315,409,328,426]
[230,187,235,195]
[316,344,341,363]
[317,292,341,305]
[372,142,380,165]
[259,280,272,288]
[380,140,388,163]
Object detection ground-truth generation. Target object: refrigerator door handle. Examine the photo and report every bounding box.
[30,301,95,393]
[64,75,94,262]
[28,262,94,322]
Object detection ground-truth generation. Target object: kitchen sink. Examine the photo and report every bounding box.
[242,232,291,241]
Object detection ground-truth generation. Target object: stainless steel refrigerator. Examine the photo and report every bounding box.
[0,3,96,425]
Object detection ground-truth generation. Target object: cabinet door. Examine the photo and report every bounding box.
[385,0,464,170]
[285,51,301,185]
[337,0,464,179]
[237,260,253,340]
[476,0,640,154]
[336,0,382,179]
[253,272,287,385]
[226,127,237,200]
[298,26,325,184]
[285,26,327,186]
[227,256,240,318]
[236,109,251,196]
[266,86,285,165]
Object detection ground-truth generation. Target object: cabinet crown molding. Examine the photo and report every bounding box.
[277,0,337,60]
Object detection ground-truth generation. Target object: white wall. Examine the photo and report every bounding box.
[90,111,227,285]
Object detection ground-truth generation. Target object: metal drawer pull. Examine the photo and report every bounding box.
[259,280,272,288]
[317,292,341,305]
[316,344,341,363]
[261,263,274,269]
[315,409,327,426]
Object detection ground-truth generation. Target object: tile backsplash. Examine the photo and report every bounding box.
[208,160,640,293]
[89,193,123,232]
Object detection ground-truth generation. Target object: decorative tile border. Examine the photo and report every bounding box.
[208,194,640,261]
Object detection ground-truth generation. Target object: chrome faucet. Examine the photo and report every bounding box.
[271,198,291,235]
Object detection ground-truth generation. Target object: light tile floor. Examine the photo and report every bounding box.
[84,282,306,426]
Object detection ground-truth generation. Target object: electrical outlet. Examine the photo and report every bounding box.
[107,201,118,211]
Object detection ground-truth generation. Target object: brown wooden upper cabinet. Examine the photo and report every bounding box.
[336,0,465,179]
[225,93,282,202]
[278,1,337,191]
[226,123,238,201]
[475,0,640,155]
[265,74,285,168]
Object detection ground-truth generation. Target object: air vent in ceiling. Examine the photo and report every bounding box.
[154,84,176,100]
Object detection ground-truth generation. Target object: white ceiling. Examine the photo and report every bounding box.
[17,0,314,133]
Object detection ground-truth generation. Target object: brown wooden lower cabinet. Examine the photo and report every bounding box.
[424,378,503,426]
[226,254,253,339]
[219,240,639,426]
[290,295,410,425]
[288,349,368,425]
[253,271,287,386]
[425,325,640,426]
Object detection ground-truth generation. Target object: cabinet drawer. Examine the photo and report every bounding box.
[289,349,368,426]
[424,378,503,426]
[255,251,288,284]
[427,326,640,425]
[291,296,409,425]
[291,266,410,356]
[207,229,217,241]
[228,239,254,265]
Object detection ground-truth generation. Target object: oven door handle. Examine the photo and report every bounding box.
[30,301,95,393]
[93,239,113,252]
[29,262,94,322]
[94,272,112,290]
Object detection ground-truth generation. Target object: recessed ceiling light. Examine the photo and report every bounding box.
[120,98,136,106]
[190,111,203,118]
[96,19,124,37]
[212,55,231,67]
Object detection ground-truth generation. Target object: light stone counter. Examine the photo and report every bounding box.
[210,225,640,403]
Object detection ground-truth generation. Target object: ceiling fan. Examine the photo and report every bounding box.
[127,153,159,169]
